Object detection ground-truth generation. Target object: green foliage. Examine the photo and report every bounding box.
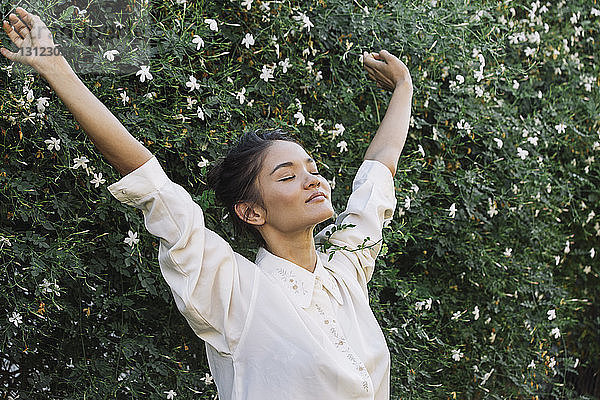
[1,0,598,398]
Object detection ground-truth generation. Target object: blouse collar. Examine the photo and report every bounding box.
[255,247,343,308]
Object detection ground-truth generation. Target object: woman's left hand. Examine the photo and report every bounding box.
[362,50,412,92]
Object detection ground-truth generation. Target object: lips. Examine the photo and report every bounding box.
[306,191,326,203]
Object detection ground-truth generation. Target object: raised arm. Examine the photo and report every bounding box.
[362,50,413,177]
[1,7,152,176]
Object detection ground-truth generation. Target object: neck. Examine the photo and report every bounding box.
[263,227,318,273]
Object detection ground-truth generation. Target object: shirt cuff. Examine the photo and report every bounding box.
[107,155,169,206]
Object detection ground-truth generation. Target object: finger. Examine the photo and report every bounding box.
[15,7,35,30]
[3,20,24,47]
[0,47,23,63]
[363,63,376,75]
[8,13,28,39]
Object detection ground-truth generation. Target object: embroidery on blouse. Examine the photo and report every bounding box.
[314,303,371,392]
[274,266,309,297]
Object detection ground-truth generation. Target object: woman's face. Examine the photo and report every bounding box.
[253,140,334,234]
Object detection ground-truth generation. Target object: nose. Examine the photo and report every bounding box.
[304,171,320,189]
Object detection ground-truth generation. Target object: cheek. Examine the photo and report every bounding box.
[264,186,299,213]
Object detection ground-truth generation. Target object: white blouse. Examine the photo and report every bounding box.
[107,155,397,400]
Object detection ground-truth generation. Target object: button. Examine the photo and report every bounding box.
[121,189,126,194]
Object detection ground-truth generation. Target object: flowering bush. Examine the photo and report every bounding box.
[1,0,598,398]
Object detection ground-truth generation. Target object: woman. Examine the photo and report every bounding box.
[2,7,413,399]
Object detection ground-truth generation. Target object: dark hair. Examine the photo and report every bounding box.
[206,128,301,247]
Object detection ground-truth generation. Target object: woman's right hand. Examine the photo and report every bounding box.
[1,7,63,73]
[362,50,413,92]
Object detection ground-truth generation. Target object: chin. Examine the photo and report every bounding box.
[316,207,335,224]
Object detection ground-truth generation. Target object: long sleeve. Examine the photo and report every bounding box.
[107,155,256,355]
[314,159,396,293]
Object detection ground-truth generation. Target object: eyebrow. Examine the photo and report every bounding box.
[269,157,316,176]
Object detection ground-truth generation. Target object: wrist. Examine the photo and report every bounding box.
[394,79,413,94]
[37,55,74,81]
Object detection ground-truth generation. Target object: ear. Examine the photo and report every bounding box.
[234,201,266,226]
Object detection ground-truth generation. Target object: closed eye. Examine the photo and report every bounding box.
[279,172,320,181]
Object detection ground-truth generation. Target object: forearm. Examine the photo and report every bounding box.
[363,81,413,176]
[39,57,153,176]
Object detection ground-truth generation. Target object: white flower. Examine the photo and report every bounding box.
[241,33,255,49]
[241,0,253,10]
[235,88,246,104]
[550,327,561,339]
[431,126,440,140]
[503,248,512,257]
[40,278,61,296]
[205,18,218,32]
[474,69,484,82]
[404,196,411,210]
[294,111,305,125]
[555,255,561,265]
[493,138,503,148]
[527,136,539,146]
[449,203,456,218]
[260,64,275,82]
[337,141,348,153]
[44,137,61,151]
[548,357,556,369]
[186,76,200,92]
[473,306,480,320]
[451,349,464,361]
[457,119,472,134]
[90,172,106,188]
[487,198,498,217]
[570,12,579,24]
[292,11,314,32]
[197,106,205,121]
[192,35,204,50]
[480,368,494,385]
[592,8,600,17]
[164,390,177,400]
[124,230,140,247]
[328,123,345,138]
[278,58,291,73]
[120,91,129,105]
[524,47,536,57]
[451,310,462,320]
[456,74,464,84]
[72,156,90,170]
[564,240,570,254]
[512,80,520,90]
[591,248,596,258]
[527,360,535,369]
[103,50,119,61]
[417,144,425,157]
[415,298,433,311]
[136,65,153,83]
[475,86,484,97]
[37,97,50,113]
[198,156,209,168]
[555,123,566,134]
[547,309,556,320]
[9,311,22,327]
[0,236,12,247]
[200,373,214,385]
[411,184,419,193]
[517,147,529,160]
[186,97,198,110]
[489,331,496,343]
